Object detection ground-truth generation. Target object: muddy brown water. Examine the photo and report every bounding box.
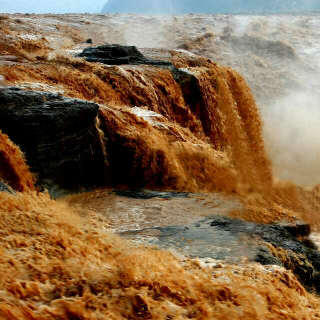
[65,189,242,231]
[64,190,268,264]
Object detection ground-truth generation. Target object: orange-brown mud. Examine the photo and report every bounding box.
[1,14,320,318]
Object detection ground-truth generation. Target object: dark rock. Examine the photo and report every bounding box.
[123,215,320,292]
[0,88,107,196]
[255,247,282,266]
[280,222,312,238]
[171,67,218,142]
[115,189,189,200]
[77,45,211,140]
[85,38,93,44]
[302,238,318,250]
[0,181,14,194]
[77,44,173,67]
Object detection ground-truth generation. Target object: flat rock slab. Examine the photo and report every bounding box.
[114,189,190,200]
[77,44,173,67]
[122,215,320,292]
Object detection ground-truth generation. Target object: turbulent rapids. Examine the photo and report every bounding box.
[1,12,320,319]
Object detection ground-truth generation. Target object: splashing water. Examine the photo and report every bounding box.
[0,130,34,192]
[1,13,320,319]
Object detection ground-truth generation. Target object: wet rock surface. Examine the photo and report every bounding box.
[77,44,173,67]
[0,181,14,194]
[122,215,320,292]
[114,189,190,200]
[0,87,107,195]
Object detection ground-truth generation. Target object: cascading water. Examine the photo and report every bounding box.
[1,12,320,319]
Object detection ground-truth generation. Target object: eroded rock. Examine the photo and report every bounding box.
[77,44,173,67]
[122,215,320,292]
[0,87,107,196]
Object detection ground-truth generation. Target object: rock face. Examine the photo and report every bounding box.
[0,181,14,194]
[77,44,172,67]
[122,214,320,292]
[102,0,320,14]
[0,88,107,195]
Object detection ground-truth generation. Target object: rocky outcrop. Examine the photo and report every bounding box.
[122,213,320,292]
[114,189,189,199]
[77,44,172,67]
[0,88,107,196]
[75,45,272,193]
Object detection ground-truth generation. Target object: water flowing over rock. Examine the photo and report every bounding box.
[0,129,34,192]
[0,88,107,195]
[3,42,271,195]
[2,13,320,319]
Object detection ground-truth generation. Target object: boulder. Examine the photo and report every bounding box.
[0,88,107,196]
[77,44,172,67]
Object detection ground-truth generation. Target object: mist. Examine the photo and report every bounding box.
[102,0,320,14]
[1,2,320,189]
[261,90,320,186]
[1,0,320,15]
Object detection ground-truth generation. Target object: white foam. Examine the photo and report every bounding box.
[18,33,40,40]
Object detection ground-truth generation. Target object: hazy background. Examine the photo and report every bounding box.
[0,0,107,13]
[102,0,320,14]
[1,0,320,14]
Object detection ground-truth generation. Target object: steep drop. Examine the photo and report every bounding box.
[1,44,319,224]
[1,15,320,319]
[0,130,34,192]
[0,50,272,192]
